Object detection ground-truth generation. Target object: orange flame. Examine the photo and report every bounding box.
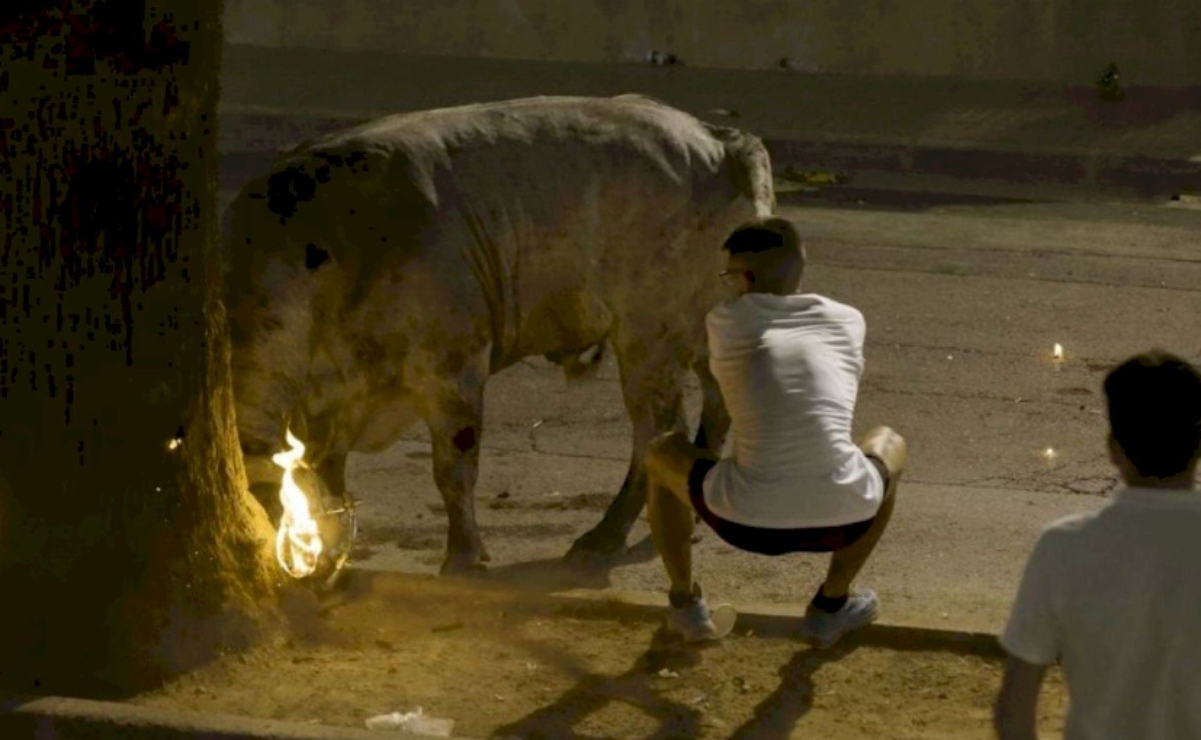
[271,428,323,578]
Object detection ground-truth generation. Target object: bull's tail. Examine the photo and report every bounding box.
[704,123,776,215]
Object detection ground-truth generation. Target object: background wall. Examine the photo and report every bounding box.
[223,0,1201,87]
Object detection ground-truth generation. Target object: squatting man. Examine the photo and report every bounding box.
[642,215,906,647]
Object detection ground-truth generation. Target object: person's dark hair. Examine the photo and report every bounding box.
[1104,350,1201,478]
[723,216,803,257]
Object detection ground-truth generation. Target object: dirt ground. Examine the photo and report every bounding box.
[131,571,1066,739]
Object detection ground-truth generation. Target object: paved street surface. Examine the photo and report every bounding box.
[217,180,1201,635]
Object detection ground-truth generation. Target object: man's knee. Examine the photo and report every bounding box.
[646,430,705,499]
[647,430,694,467]
[860,425,907,484]
[648,429,688,456]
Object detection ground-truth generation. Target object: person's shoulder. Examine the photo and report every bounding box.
[1044,509,1102,533]
[706,298,758,338]
[1031,509,1103,553]
[811,294,864,321]
[1018,510,1106,584]
[806,295,865,337]
[706,298,743,324]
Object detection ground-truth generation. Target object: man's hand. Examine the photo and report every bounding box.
[994,653,1050,740]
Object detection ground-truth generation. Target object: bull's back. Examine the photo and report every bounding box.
[224,96,771,382]
[226,96,735,284]
[314,95,739,227]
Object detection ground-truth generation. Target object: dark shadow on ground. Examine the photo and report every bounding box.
[489,608,998,740]
[490,617,861,740]
[727,642,859,739]
[490,631,709,740]
[480,534,659,594]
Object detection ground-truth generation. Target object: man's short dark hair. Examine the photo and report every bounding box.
[723,216,803,256]
[1104,350,1201,479]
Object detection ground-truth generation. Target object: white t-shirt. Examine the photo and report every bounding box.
[1001,485,1201,740]
[700,292,884,529]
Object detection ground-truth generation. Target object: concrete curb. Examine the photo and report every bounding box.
[0,582,1004,740]
[766,136,1201,193]
[0,695,470,740]
[0,694,466,739]
[543,586,1005,658]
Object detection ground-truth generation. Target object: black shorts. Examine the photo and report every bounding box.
[686,457,888,556]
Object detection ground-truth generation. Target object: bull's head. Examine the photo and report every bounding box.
[241,420,355,586]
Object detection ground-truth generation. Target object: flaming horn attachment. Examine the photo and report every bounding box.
[271,428,323,578]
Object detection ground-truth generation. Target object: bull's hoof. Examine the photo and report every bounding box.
[563,530,626,568]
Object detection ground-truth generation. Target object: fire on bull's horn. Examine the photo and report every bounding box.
[271,428,357,585]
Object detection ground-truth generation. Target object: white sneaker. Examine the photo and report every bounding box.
[665,597,738,643]
[798,589,879,649]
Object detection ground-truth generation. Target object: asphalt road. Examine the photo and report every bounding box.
[219,181,1201,634]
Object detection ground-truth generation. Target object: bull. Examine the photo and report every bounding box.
[222,94,775,574]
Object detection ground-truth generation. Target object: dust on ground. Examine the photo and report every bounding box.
[131,570,1066,739]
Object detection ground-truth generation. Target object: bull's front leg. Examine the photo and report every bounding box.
[418,370,491,575]
[565,349,687,565]
[430,422,490,574]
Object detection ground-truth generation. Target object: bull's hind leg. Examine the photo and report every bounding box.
[693,355,730,456]
[565,335,690,564]
[413,357,492,575]
[681,356,731,542]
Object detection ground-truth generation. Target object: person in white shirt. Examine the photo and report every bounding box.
[995,350,1201,740]
[643,215,907,647]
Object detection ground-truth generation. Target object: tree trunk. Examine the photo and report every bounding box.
[0,0,282,695]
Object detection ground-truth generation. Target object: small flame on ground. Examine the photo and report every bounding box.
[1053,343,1064,361]
[1042,447,1058,460]
[167,437,183,451]
[271,428,323,578]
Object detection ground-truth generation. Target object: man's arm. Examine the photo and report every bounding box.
[994,654,1049,740]
[995,529,1062,739]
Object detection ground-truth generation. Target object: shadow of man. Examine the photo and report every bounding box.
[727,641,860,739]
[492,627,861,740]
[480,534,660,595]
[490,630,712,740]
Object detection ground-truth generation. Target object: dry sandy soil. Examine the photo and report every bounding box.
[131,571,1066,739]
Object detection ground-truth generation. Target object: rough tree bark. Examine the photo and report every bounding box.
[0,0,283,695]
